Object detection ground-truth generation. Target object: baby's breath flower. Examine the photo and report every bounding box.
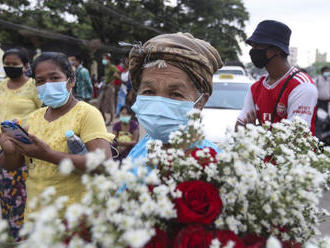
[59,158,74,175]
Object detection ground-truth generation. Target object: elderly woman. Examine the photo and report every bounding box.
[127,32,223,160]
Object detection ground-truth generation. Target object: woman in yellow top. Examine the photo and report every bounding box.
[0,52,114,223]
[0,48,41,240]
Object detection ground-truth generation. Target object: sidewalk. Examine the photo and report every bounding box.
[319,190,330,235]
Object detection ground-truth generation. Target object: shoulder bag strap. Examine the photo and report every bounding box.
[271,70,301,124]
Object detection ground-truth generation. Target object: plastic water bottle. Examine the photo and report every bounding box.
[65,130,88,155]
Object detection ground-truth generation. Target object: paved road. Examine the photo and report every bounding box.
[319,190,330,236]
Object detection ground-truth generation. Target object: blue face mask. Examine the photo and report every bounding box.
[37,81,70,108]
[120,115,131,123]
[102,59,108,65]
[131,95,203,143]
[323,72,330,78]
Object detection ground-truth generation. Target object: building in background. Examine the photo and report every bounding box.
[315,49,327,63]
[288,47,298,66]
[306,50,314,67]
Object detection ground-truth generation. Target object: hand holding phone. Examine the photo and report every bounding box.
[1,121,33,144]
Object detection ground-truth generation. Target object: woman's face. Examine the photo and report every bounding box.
[3,54,25,69]
[138,64,199,102]
[120,108,129,117]
[120,108,131,123]
[102,56,110,63]
[34,60,74,91]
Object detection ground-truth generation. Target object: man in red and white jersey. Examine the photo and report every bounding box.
[236,20,318,134]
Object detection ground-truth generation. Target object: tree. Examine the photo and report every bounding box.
[0,0,249,61]
[175,0,249,61]
[310,61,330,77]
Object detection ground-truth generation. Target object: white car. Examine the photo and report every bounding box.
[202,73,253,143]
[215,65,247,76]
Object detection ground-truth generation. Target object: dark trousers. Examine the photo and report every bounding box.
[317,99,329,113]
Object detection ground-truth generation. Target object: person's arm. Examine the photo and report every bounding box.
[287,83,318,128]
[11,134,111,171]
[104,66,111,84]
[0,152,24,170]
[83,69,93,95]
[113,72,121,81]
[0,132,25,171]
[113,66,122,81]
[42,138,111,170]
[235,87,257,130]
[121,71,129,85]
[10,106,114,171]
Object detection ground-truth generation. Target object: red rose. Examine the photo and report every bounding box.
[175,180,222,225]
[276,226,302,248]
[63,219,91,245]
[148,184,155,193]
[241,233,266,248]
[144,229,169,248]
[174,225,213,248]
[189,147,217,167]
[215,230,246,248]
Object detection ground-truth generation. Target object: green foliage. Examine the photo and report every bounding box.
[176,0,249,60]
[0,0,249,61]
[311,61,330,77]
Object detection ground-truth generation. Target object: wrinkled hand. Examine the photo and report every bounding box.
[0,128,17,154]
[11,133,52,160]
[243,111,257,125]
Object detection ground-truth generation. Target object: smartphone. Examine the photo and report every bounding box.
[1,121,33,144]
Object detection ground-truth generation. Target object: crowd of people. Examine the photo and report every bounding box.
[66,52,136,125]
[0,19,328,242]
[0,48,137,239]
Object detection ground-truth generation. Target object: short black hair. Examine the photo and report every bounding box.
[120,105,132,115]
[3,48,29,65]
[31,52,75,82]
[72,54,82,63]
[103,53,111,60]
[270,45,288,58]
[321,66,329,73]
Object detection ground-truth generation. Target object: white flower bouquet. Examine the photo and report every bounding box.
[0,110,328,248]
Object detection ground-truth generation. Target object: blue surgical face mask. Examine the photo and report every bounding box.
[120,115,131,123]
[37,81,70,108]
[102,59,108,65]
[131,94,203,143]
[323,72,330,78]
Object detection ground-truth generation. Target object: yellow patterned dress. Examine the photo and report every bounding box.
[24,101,114,216]
[0,78,41,240]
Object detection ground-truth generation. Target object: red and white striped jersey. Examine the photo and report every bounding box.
[238,67,318,134]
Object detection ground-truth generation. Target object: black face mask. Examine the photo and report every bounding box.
[4,66,24,79]
[249,48,278,69]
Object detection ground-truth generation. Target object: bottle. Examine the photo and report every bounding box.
[65,130,88,155]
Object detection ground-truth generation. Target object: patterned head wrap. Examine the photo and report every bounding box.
[128,32,223,94]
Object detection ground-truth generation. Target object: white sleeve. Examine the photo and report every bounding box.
[287,83,318,127]
[237,87,256,124]
[121,71,129,82]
